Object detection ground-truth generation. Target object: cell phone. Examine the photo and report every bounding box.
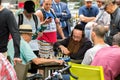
[48,17,52,19]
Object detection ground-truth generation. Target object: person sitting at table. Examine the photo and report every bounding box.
[7,24,64,66]
[53,24,92,62]
[91,32,120,80]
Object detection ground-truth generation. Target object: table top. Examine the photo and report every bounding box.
[37,62,64,68]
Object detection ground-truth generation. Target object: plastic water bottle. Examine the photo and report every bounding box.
[32,24,47,40]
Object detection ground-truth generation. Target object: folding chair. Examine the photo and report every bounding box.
[14,62,30,80]
[68,62,104,80]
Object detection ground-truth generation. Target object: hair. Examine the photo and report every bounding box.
[97,0,105,4]
[71,24,85,38]
[70,27,85,48]
[92,25,107,38]
[112,33,120,46]
[43,0,52,3]
[71,29,85,38]
[0,0,1,5]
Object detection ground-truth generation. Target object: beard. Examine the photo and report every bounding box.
[67,38,81,55]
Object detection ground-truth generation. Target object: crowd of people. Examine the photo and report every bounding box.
[0,0,120,80]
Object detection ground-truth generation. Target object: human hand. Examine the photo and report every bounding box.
[55,59,64,65]
[38,32,43,37]
[59,45,70,55]
[44,18,52,24]
[62,12,67,16]
[55,18,60,23]
[14,58,22,65]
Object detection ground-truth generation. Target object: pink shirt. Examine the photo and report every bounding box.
[0,53,17,80]
[91,46,120,80]
[37,31,57,43]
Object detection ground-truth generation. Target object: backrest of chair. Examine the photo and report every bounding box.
[69,62,104,80]
[14,62,30,80]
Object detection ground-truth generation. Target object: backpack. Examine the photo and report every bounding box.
[18,14,38,31]
[40,8,57,20]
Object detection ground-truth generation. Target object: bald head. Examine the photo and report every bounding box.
[92,25,107,38]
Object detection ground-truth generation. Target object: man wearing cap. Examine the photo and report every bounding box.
[7,24,64,66]
[104,0,120,45]
[54,24,92,61]
[16,1,41,58]
[79,0,99,29]
[84,0,110,42]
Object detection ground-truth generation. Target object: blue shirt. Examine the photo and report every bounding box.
[79,5,99,27]
[7,37,37,65]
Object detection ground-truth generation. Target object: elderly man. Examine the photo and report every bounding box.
[115,0,120,7]
[91,32,120,80]
[95,0,110,26]
[79,0,99,29]
[7,25,64,66]
[54,24,92,61]
[104,0,120,45]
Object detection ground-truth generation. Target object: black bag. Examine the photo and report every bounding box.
[18,14,38,31]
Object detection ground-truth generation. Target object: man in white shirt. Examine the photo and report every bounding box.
[82,24,109,65]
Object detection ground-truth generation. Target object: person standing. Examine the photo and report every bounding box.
[52,0,71,38]
[95,0,110,26]
[79,0,99,29]
[35,0,65,58]
[0,0,21,63]
[16,0,41,57]
[104,0,120,45]
[84,0,110,42]
[0,53,18,80]
[115,0,120,7]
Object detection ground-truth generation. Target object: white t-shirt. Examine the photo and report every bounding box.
[82,44,109,65]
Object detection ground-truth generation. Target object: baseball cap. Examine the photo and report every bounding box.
[19,25,33,34]
[85,0,93,2]
[24,1,35,13]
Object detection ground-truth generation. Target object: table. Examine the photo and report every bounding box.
[37,62,64,79]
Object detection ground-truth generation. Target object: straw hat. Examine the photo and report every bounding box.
[19,24,32,34]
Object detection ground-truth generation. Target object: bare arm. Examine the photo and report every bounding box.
[79,15,96,23]
[56,22,65,39]
[32,58,64,65]
[35,10,53,25]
